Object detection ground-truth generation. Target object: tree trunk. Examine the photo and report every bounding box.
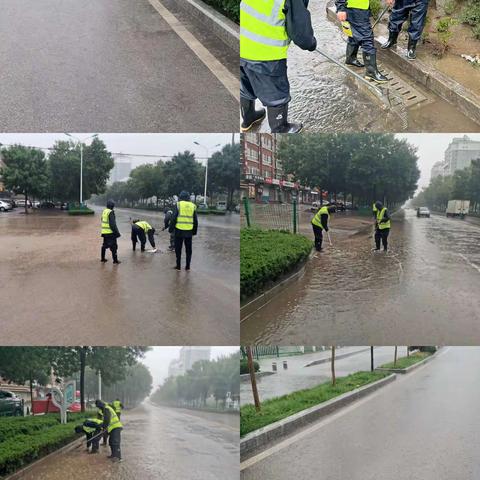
[29,373,34,416]
[24,191,28,215]
[394,346,398,367]
[246,346,261,412]
[370,346,374,372]
[80,347,87,412]
[331,346,336,386]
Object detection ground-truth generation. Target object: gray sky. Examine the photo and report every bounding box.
[140,346,239,390]
[0,133,238,166]
[396,133,480,191]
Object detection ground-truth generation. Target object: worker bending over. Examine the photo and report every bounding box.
[112,398,124,420]
[96,399,123,462]
[311,204,336,251]
[131,219,157,252]
[240,0,317,133]
[373,201,391,252]
[101,200,121,264]
[75,418,104,454]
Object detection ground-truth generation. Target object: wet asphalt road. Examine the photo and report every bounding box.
[0,0,237,132]
[19,400,239,480]
[0,206,239,345]
[240,346,407,406]
[242,347,480,480]
[241,209,480,345]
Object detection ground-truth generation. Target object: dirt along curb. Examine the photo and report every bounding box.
[240,249,314,323]
[240,373,396,460]
[375,349,439,374]
[325,4,480,126]
[174,0,239,52]
[4,436,84,480]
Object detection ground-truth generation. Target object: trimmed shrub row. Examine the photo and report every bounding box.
[240,228,313,300]
[202,0,239,23]
[240,359,259,375]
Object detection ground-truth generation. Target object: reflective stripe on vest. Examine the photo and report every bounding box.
[83,418,103,434]
[106,405,123,433]
[240,0,289,61]
[346,0,370,9]
[112,400,122,412]
[135,221,151,233]
[176,201,196,231]
[377,207,391,229]
[311,206,330,229]
[101,209,113,235]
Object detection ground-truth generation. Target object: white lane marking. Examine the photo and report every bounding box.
[241,347,451,471]
[148,0,239,100]
[459,253,480,274]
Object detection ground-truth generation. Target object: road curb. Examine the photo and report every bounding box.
[240,371,276,382]
[375,350,438,374]
[174,0,239,52]
[325,4,480,126]
[4,436,83,480]
[304,347,371,367]
[240,373,396,459]
[240,249,314,323]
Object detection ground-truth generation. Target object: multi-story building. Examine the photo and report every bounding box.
[168,347,211,377]
[432,136,480,180]
[430,161,445,179]
[108,156,132,184]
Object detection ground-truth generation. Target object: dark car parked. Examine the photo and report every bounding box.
[0,390,24,417]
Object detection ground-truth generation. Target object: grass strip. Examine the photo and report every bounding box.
[240,371,388,436]
[378,351,432,370]
[240,228,313,300]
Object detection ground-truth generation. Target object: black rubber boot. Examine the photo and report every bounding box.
[267,105,303,133]
[101,247,107,262]
[112,251,121,264]
[345,44,364,67]
[381,31,399,49]
[240,98,266,132]
[406,38,417,60]
[363,52,388,83]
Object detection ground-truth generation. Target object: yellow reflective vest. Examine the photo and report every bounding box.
[105,404,123,433]
[101,208,113,235]
[176,201,196,231]
[346,0,369,10]
[112,400,122,413]
[311,206,330,229]
[83,418,103,434]
[377,207,391,230]
[135,221,152,233]
[240,0,290,61]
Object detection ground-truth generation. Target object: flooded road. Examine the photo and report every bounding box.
[20,400,239,480]
[253,0,479,132]
[240,346,407,405]
[241,209,480,345]
[0,207,239,345]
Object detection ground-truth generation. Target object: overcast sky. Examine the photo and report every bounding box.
[396,133,480,191]
[140,346,239,391]
[0,133,237,166]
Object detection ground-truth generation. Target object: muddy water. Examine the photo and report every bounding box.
[254,0,479,132]
[241,209,480,345]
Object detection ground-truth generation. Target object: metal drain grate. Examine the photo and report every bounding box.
[382,71,428,108]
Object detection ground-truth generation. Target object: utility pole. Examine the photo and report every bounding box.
[98,370,102,400]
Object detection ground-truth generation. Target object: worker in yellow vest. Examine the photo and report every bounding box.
[169,191,198,270]
[336,0,388,83]
[96,399,123,462]
[112,398,124,420]
[100,200,121,264]
[75,418,104,454]
[311,204,336,251]
[240,0,317,133]
[373,200,391,252]
[131,219,157,252]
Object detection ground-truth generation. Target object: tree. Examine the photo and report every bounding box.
[246,347,260,412]
[163,151,204,198]
[208,143,240,209]
[0,145,50,213]
[331,346,336,386]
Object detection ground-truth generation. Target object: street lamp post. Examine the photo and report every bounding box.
[64,133,98,206]
[193,141,221,206]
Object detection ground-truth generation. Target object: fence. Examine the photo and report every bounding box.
[241,197,298,233]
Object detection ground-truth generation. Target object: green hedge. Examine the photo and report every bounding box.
[240,359,259,374]
[0,413,91,476]
[202,0,239,23]
[68,208,94,215]
[240,228,313,300]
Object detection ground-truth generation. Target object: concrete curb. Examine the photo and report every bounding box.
[325,5,480,126]
[375,350,438,374]
[240,373,396,459]
[240,371,276,382]
[174,0,239,52]
[240,249,314,322]
[4,436,83,480]
[304,347,371,367]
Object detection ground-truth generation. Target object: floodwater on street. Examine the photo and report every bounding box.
[19,400,239,480]
[241,209,480,345]
[241,347,480,480]
[240,346,407,405]
[0,207,239,345]
[253,0,479,132]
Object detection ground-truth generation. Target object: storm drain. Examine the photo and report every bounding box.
[381,70,428,108]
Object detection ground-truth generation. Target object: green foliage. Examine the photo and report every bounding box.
[240,359,259,375]
[461,0,480,26]
[151,352,240,410]
[473,23,480,38]
[437,16,455,32]
[240,371,388,436]
[202,0,239,23]
[241,228,313,299]
[444,0,457,16]
[379,351,432,369]
[68,207,94,215]
[369,0,382,19]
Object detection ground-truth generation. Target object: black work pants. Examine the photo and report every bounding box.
[175,235,193,268]
[312,224,324,251]
[86,431,101,452]
[109,427,122,459]
[375,228,390,250]
[101,235,119,261]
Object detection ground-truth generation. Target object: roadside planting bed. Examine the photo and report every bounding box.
[378,351,433,370]
[240,228,313,300]
[0,413,90,476]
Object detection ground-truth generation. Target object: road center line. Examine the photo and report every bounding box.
[459,253,480,274]
[148,0,239,101]
[241,347,451,471]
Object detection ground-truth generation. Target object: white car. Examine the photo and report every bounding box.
[216,201,227,211]
[0,200,13,212]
